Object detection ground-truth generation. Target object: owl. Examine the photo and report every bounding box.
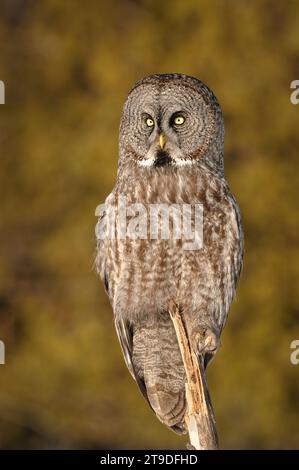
[95,74,243,435]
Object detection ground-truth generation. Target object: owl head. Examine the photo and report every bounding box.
[119,74,224,175]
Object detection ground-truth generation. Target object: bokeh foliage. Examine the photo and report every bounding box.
[0,0,299,449]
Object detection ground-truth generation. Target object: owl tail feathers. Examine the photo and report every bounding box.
[139,311,188,434]
[146,384,187,434]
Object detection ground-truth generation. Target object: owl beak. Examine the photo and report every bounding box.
[159,133,166,149]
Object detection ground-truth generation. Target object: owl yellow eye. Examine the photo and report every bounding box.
[174,115,185,125]
[146,117,154,127]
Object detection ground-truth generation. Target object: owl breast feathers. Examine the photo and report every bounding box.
[96,74,243,433]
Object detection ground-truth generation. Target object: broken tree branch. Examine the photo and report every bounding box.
[169,304,218,450]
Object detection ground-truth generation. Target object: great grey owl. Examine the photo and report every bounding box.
[95,74,243,434]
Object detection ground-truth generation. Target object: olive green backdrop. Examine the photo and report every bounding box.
[0,0,298,449]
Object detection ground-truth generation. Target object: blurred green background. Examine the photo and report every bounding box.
[0,0,299,449]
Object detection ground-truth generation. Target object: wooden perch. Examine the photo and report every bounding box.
[169,305,218,450]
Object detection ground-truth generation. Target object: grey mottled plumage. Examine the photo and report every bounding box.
[96,74,243,433]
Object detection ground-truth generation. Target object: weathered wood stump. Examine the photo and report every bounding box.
[169,304,218,450]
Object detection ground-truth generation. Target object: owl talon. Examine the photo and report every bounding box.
[191,327,220,356]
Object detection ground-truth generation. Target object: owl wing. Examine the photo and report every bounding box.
[95,192,115,298]
[218,188,244,332]
[114,317,150,405]
[95,196,151,404]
